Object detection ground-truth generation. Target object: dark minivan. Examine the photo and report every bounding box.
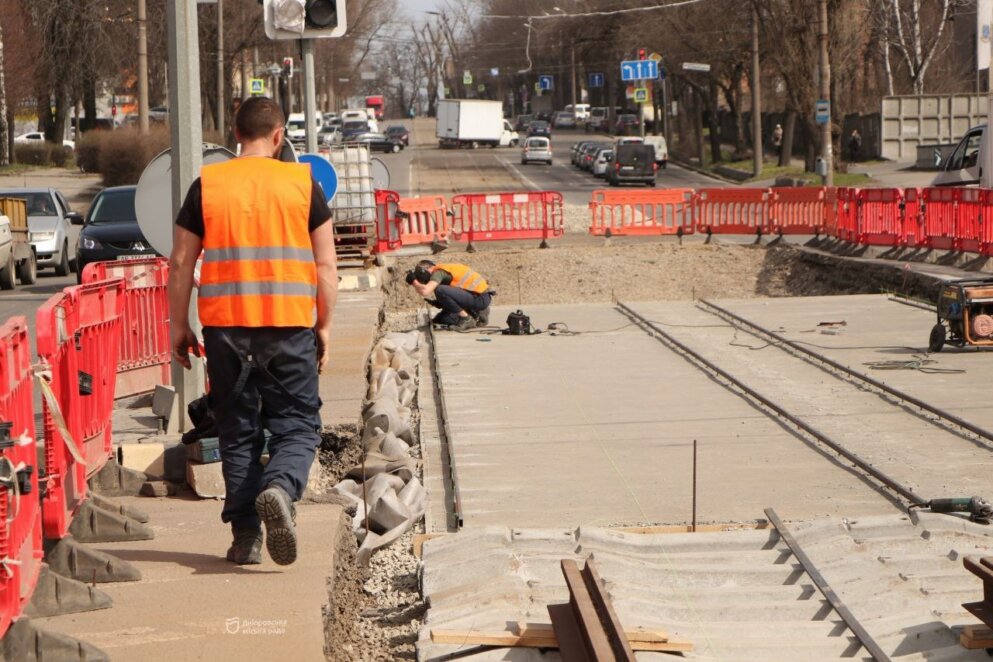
[606,143,656,187]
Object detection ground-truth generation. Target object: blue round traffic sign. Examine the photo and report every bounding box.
[299,153,338,204]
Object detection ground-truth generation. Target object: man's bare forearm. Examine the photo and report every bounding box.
[316,262,338,331]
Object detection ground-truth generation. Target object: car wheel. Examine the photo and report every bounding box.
[54,241,70,277]
[17,252,37,285]
[510,139,519,148]
[392,143,401,153]
[471,141,480,150]
[648,180,656,187]
[0,253,15,290]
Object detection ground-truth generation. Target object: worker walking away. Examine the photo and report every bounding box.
[168,97,338,566]
[406,260,492,330]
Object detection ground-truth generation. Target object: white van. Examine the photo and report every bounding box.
[565,104,591,121]
[643,135,668,169]
[931,125,984,187]
[286,112,322,147]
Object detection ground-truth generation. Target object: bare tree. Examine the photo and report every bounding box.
[883,0,957,95]
[0,23,8,167]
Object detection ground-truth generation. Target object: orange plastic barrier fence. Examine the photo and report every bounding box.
[834,188,860,242]
[588,189,694,236]
[0,318,43,637]
[956,188,992,255]
[857,188,904,246]
[82,259,170,399]
[451,191,564,248]
[373,189,402,254]
[397,196,451,245]
[922,187,958,251]
[902,188,925,248]
[770,187,827,235]
[694,188,773,236]
[37,279,125,538]
[823,187,839,237]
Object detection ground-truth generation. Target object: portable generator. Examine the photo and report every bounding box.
[929,277,993,352]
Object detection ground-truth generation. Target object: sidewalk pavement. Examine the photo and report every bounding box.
[847,160,936,189]
[36,286,382,661]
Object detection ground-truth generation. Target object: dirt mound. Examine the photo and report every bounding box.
[383,242,876,315]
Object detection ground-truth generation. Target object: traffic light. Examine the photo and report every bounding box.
[282,57,293,78]
[638,48,647,60]
[263,0,347,40]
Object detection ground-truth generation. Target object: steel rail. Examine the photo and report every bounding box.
[424,313,464,529]
[765,508,891,662]
[615,302,927,507]
[698,298,993,448]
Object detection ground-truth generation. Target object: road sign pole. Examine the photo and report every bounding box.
[216,0,224,137]
[302,39,318,154]
[818,0,833,186]
[166,0,205,432]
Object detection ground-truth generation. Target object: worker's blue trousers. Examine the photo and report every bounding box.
[202,327,322,531]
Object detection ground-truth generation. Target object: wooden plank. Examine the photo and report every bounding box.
[960,625,993,649]
[430,628,693,653]
[514,622,668,644]
[616,522,770,534]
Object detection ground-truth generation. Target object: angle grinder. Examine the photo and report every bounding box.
[912,497,993,524]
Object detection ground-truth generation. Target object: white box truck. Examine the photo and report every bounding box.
[436,99,519,149]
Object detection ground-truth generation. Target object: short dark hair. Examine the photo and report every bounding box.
[417,260,436,269]
[235,97,285,140]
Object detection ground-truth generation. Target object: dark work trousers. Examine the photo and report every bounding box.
[433,286,491,325]
[202,326,322,531]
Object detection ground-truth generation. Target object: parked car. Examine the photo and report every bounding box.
[14,132,75,151]
[606,143,656,187]
[932,125,983,187]
[571,141,597,166]
[521,136,553,165]
[527,120,551,138]
[586,116,611,134]
[75,186,158,282]
[342,120,371,141]
[318,125,340,146]
[515,114,534,131]
[385,125,410,146]
[566,104,591,122]
[614,114,641,135]
[592,148,614,177]
[579,142,607,171]
[554,112,577,129]
[0,187,81,275]
[353,132,404,153]
[643,135,669,169]
[322,112,339,125]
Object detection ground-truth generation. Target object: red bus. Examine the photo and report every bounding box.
[365,95,385,120]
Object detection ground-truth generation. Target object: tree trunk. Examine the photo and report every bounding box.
[779,109,796,168]
[0,23,8,167]
[707,79,721,164]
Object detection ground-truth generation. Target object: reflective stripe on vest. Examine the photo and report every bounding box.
[433,263,489,294]
[199,158,317,328]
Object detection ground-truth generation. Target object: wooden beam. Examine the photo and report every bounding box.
[430,625,692,653]
[960,625,993,649]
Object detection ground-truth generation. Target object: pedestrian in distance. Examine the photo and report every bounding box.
[406,260,492,331]
[848,128,862,163]
[168,96,338,566]
[771,123,783,158]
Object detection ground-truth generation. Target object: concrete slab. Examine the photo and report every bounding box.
[33,497,347,662]
[320,289,381,428]
[627,299,993,505]
[426,304,895,530]
[713,294,993,435]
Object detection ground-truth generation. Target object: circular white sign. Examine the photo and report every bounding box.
[135,144,235,256]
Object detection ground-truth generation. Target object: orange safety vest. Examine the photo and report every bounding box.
[432,263,489,294]
[199,158,317,328]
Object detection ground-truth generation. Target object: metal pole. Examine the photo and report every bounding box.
[751,5,762,177]
[216,0,224,136]
[985,4,993,188]
[818,0,833,186]
[570,44,577,110]
[302,40,318,154]
[692,439,697,533]
[137,0,149,135]
[167,0,204,433]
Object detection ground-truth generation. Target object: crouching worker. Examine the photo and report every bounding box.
[406,260,492,330]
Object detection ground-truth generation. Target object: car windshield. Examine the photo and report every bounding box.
[531,121,548,128]
[89,189,136,223]
[344,121,368,131]
[287,120,304,130]
[2,193,56,216]
[387,127,405,134]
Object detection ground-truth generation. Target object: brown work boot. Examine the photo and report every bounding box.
[255,485,298,566]
[226,526,263,565]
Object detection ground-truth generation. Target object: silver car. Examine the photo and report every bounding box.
[0,188,81,275]
[521,136,553,165]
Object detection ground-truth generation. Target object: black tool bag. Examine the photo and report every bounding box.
[506,310,532,336]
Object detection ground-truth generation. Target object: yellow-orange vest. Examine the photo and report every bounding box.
[432,263,488,294]
[199,158,317,327]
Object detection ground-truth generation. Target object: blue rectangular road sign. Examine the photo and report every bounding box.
[589,73,605,89]
[815,99,830,125]
[538,75,554,91]
[620,59,659,81]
